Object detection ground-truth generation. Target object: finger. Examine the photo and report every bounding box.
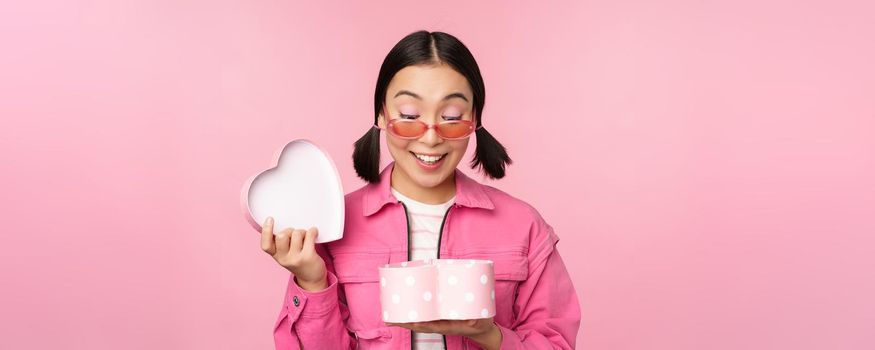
[389,323,413,331]
[289,229,306,255]
[260,217,276,255]
[302,227,318,255]
[275,228,293,257]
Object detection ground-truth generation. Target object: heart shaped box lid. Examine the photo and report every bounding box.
[241,139,345,243]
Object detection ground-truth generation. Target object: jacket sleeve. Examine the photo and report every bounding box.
[273,244,356,349]
[495,210,582,349]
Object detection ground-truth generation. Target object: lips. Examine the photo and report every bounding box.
[410,151,447,166]
[410,151,447,161]
[410,151,447,157]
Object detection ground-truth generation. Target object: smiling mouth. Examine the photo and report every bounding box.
[410,151,448,165]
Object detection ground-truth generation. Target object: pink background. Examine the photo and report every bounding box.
[2,1,873,349]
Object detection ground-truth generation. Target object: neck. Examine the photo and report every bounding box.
[390,165,456,205]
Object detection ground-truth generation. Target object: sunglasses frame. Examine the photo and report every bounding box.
[374,105,481,140]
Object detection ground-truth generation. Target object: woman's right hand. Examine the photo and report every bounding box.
[260,216,328,291]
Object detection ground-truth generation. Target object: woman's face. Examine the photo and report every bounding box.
[378,64,475,193]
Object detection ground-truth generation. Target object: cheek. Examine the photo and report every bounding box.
[386,137,411,156]
[385,134,402,147]
[448,140,470,156]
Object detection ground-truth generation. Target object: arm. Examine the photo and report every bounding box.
[274,244,356,349]
[495,214,582,349]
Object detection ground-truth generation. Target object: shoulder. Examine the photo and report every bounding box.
[343,182,369,205]
[344,178,383,210]
[479,182,550,226]
[477,182,560,258]
[475,181,558,245]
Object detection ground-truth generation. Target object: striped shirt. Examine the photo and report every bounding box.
[391,186,454,350]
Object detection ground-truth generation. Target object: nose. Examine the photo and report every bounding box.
[417,124,443,146]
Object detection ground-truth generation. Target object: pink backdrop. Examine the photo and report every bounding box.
[2,1,873,349]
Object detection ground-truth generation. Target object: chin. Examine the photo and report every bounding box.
[413,173,450,188]
[405,163,448,186]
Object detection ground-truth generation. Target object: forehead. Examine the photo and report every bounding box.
[387,64,472,103]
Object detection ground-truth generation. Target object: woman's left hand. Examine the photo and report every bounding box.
[386,317,501,348]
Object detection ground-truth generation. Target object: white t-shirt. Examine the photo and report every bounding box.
[391,186,455,350]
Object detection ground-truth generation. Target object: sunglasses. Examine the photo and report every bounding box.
[373,105,482,140]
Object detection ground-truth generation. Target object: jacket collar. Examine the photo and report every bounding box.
[363,161,495,216]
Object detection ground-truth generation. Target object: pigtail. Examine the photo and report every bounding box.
[470,126,512,179]
[353,126,382,183]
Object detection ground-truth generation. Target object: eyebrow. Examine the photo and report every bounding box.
[394,90,469,103]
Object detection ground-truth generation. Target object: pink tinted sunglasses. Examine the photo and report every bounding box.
[373,105,482,140]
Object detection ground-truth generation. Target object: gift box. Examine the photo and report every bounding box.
[378,259,496,322]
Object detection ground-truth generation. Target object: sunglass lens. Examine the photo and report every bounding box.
[438,122,473,139]
[391,121,427,138]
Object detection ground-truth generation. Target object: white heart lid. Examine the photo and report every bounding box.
[241,139,344,243]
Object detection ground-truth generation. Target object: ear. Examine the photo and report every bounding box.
[377,112,387,129]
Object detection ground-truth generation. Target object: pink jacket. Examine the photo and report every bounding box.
[273,161,581,349]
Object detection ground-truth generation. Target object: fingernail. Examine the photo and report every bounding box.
[265,217,272,225]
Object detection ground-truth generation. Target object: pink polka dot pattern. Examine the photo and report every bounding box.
[378,259,495,322]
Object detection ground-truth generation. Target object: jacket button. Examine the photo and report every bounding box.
[293,296,300,307]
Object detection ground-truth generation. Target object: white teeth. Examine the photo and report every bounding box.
[414,153,445,164]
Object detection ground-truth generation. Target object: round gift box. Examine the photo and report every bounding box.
[378,259,495,323]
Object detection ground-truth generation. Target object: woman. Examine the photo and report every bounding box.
[261,30,581,349]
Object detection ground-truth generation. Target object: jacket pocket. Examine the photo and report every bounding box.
[491,252,528,281]
[332,251,391,332]
[457,251,528,326]
[333,251,390,283]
